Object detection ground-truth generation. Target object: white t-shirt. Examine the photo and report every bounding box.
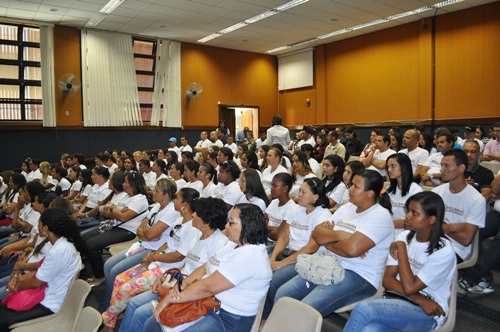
[50,177,71,193]
[432,183,486,260]
[400,147,429,174]
[388,231,456,328]
[261,165,288,196]
[328,182,348,207]
[142,171,156,191]
[1,192,19,218]
[86,181,113,209]
[297,136,316,148]
[68,180,82,194]
[19,205,40,238]
[290,173,316,198]
[209,244,272,316]
[108,163,118,176]
[153,174,169,191]
[212,181,244,208]
[151,219,201,273]
[80,184,93,198]
[142,201,180,250]
[37,237,82,312]
[308,158,320,177]
[330,203,394,288]
[266,199,297,228]
[367,149,395,177]
[180,145,193,153]
[287,206,332,251]
[169,146,182,159]
[184,180,204,195]
[201,181,217,198]
[175,179,186,191]
[27,169,42,182]
[422,152,444,185]
[117,194,149,233]
[183,229,228,275]
[236,195,267,213]
[225,143,238,155]
[388,182,423,235]
[196,139,212,151]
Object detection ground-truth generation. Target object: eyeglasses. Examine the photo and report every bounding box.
[170,224,182,237]
[148,212,158,227]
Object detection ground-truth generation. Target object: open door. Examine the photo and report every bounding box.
[218,104,259,138]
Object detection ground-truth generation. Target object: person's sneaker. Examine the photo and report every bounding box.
[457,277,471,296]
[468,280,494,296]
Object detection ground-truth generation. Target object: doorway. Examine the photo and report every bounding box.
[218,105,259,138]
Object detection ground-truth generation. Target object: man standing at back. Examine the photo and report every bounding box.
[264,115,290,151]
[400,129,429,181]
[432,149,485,266]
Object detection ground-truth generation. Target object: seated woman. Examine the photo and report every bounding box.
[390,132,403,152]
[170,162,186,191]
[386,153,423,235]
[49,166,71,197]
[165,151,178,176]
[72,169,93,211]
[150,159,169,193]
[115,197,229,332]
[63,165,82,201]
[313,134,327,163]
[234,143,248,169]
[212,161,243,211]
[149,203,272,332]
[75,166,112,225]
[240,151,260,175]
[99,188,206,331]
[261,147,288,197]
[263,177,331,319]
[83,172,149,287]
[183,160,204,194]
[344,192,456,331]
[38,161,53,189]
[197,163,217,198]
[97,179,179,312]
[0,173,26,229]
[265,173,296,252]
[258,145,270,172]
[289,151,315,199]
[322,155,346,209]
[122,156,136,173]
[0,208,84,330]
[337,160,365,207]
[273,170,394,317]
[236,168,269,213]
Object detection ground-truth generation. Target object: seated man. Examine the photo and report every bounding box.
[324,130,346,161]
[463,140,494,203]
[482,121,500,162]
[431,150,485,290]
[362,133,394,177]
[400,129,429,181]
[419,131,454,187]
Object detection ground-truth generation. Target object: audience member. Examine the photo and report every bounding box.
[400,129,429,181]
[167,137,181,159]
[363,133,394,177]
[419,131,454,187]
[344,127,363,157]
[482,121,500,162]
[179,136,193,153]
[324,130,346,161]
[463,140,494,202]
[264,115,290,151]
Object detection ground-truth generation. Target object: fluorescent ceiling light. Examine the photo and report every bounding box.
[267,0,465,54]
[84,13,107,27]
[100,0,124,14]
[220,22,248,34]
[245,10,278,24]
[198,0,310,43]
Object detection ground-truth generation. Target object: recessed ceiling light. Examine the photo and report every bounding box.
[50,8,59,12]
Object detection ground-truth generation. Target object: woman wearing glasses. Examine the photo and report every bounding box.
[98,179,179,312]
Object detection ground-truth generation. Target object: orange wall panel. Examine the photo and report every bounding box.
[181,43,278,129]
[434,1,500,119]
[53,26,82,125]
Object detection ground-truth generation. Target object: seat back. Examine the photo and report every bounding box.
[9,275,90,330]
[261,297,322,332]
[72,307,102,332]
[249,296,266,332]
[434,270,457,332]
[480,161,500,175]
[457,231,479,269]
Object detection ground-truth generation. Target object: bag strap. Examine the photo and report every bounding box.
[109,208,149,230]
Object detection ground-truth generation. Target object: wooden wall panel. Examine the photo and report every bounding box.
[181,43,278,129]
[434,1,500,119]
[53,26,82,125]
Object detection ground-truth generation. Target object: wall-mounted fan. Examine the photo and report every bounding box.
[186,82,203,101]
[58,74,81,96]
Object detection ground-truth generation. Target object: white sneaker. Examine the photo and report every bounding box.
[467,281,494,295]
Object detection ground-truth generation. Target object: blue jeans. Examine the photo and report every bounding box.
[0,226,17,239]
[143,309,256,332]
[118,289,158,332]
[262,264,298,319]
[98,248,150,312]
[275,269,377,317]
[344,299,438,332]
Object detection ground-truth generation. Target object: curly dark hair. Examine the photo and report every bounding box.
[234,203,267,245]
[41,208,85,253]
[194,197,228,231]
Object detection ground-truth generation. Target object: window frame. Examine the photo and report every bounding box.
[132,37,157,123]
[0,22,42,121]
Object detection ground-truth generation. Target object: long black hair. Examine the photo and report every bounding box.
[405,192,446,254]
[355,170,392,214]
[235,203,267,245]
[40,208,85,254]
[386,153,413,197]
[304,177,329,209]
[242,168,269,206]
[322,155,345,194]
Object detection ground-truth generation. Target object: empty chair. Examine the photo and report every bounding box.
[480,161,500,175]
[10,279,91,331]
[108,237,138,256]
[73,307,102,332]
[435,270,458,332]
[261,297,322,332]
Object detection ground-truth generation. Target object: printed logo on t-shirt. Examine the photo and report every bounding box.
[268,215,283,227]
[408,257,424,271]
[391,201,405,209]
[289,220,309,231]
[186,251,200,263]
[335,219,357,233]
[444,204,464,217]
[208,254,221,267]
